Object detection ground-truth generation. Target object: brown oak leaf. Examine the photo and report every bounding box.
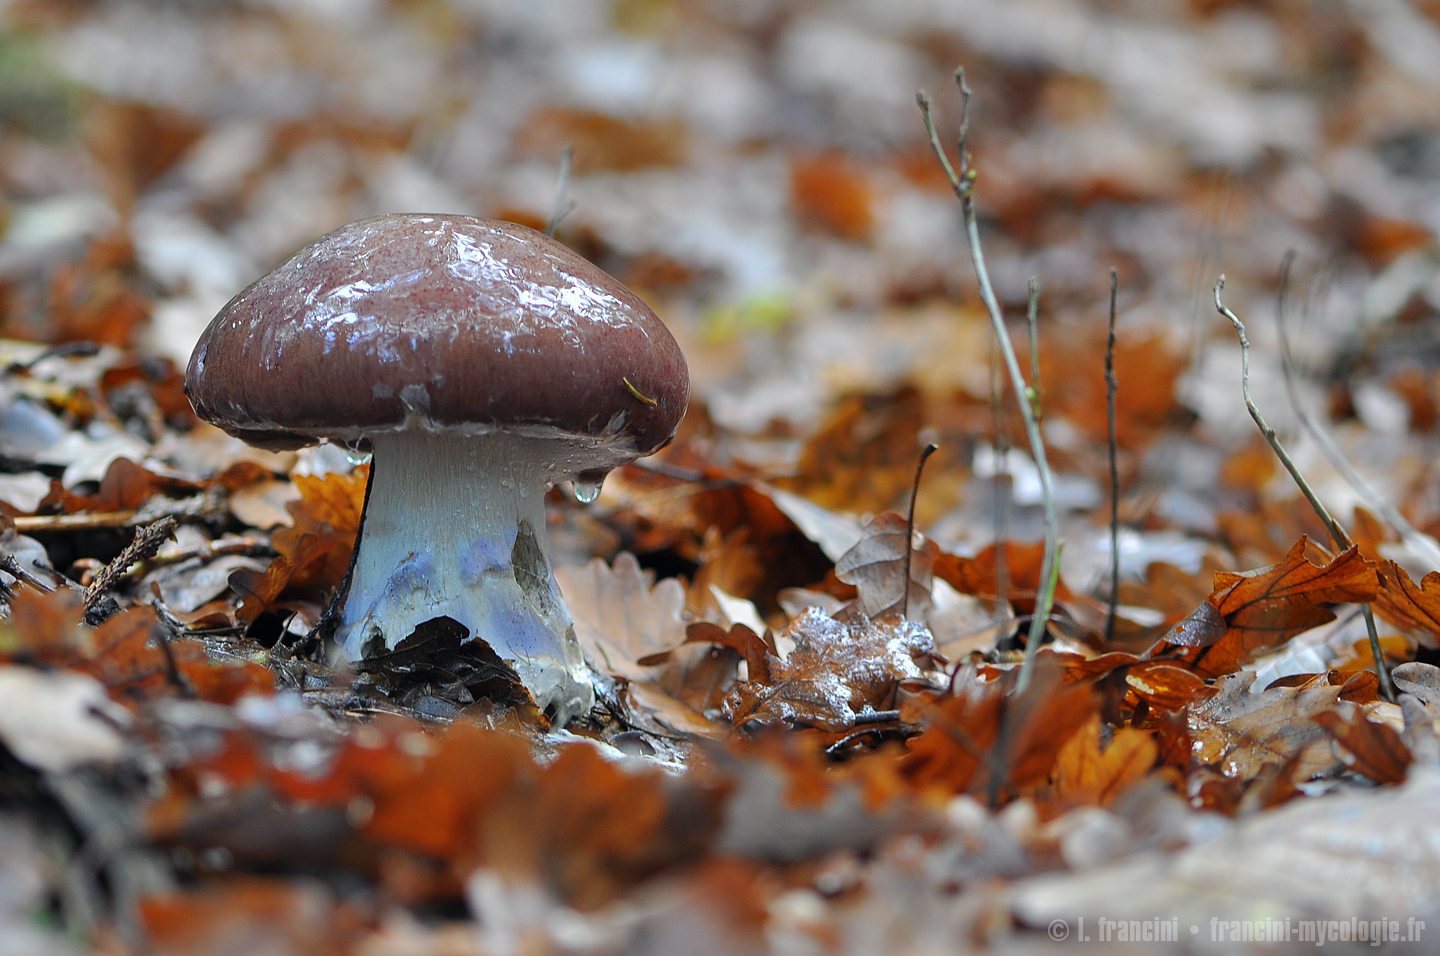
[1166,538,1379,677]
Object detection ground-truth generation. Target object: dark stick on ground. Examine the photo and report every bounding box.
[1,551,53,593]
[903,442,940,621]
[1105,267,1120,644]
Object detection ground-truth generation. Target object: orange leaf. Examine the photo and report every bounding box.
[1053,713,1158,808]
[235,466,370,620]
[901,660,1095,801]
[780,389,925,516]
[513,105,688,174]
[139,878,343,956]
[685,621,775,686]
[1212,538,1377,608]
[791,152,875,242]
[934,540,1075,615]
[1170,538,1379,677]
[1372,560,1440,641]
[0,588,86,664]
[1125,662,1214,711]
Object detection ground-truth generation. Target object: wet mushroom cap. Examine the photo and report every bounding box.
[185,214,689,454]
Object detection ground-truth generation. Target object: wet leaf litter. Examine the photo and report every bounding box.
[3,1,1440,953]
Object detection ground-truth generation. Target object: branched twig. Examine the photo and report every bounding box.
[1274,255,1440,572]
[83,517,178,623]
[903,443,939,621]
[1105,267,1120,643]
[1213,277,1394,703]
[918,72,1060,693]
[2,551,53,593]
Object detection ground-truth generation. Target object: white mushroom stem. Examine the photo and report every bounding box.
[334,430,595,724]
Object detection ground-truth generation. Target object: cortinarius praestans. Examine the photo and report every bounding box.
[185,214,689,723]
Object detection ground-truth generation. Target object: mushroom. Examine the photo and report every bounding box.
[185,214,689,724]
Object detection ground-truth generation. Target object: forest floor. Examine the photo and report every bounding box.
[4,0,1440,953]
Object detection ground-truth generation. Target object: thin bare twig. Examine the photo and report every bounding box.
[1,551,53,592]
[1213,277,1394,703]
[903,443,939,621]
[4,340,100,373]
[918,72,1060,693]
[141,535,271,568]
[1105,267,1120,643]
[990,328,1012,638]
[1274,255,1440,572]
[13,511,142,532]
[150,605,197,698]
[12,488,224,534]
[1026,278,1042,424]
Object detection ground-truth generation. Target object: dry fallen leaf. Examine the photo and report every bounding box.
[1168,538,1379,677]
[833,511,937,621]
[1372,559,1440,645]
[0,666,129,771]
[229,465,368,623]
[1051,713,1158,811]
[1311,706,1412,785]
[934,540,1076,615]
[901,659,1097,802]
[557,552,688,682]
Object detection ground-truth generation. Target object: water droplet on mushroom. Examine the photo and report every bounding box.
[572,470,607,503]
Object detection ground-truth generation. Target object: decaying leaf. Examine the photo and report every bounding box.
[0,666,129,771]
[230,466,368,623]
[140,878,346,956]
[37,456,199,516]
[791,152,875,242]
[1186,672,1344,782]
[717,606,938,733]
[0,589,271,706]
[1311,706,1412,785]
[1124,662,1215,711]
[833,511,938,621]
[156,719,726,911]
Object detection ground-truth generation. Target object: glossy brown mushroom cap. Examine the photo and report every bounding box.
[185,215,689,456]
